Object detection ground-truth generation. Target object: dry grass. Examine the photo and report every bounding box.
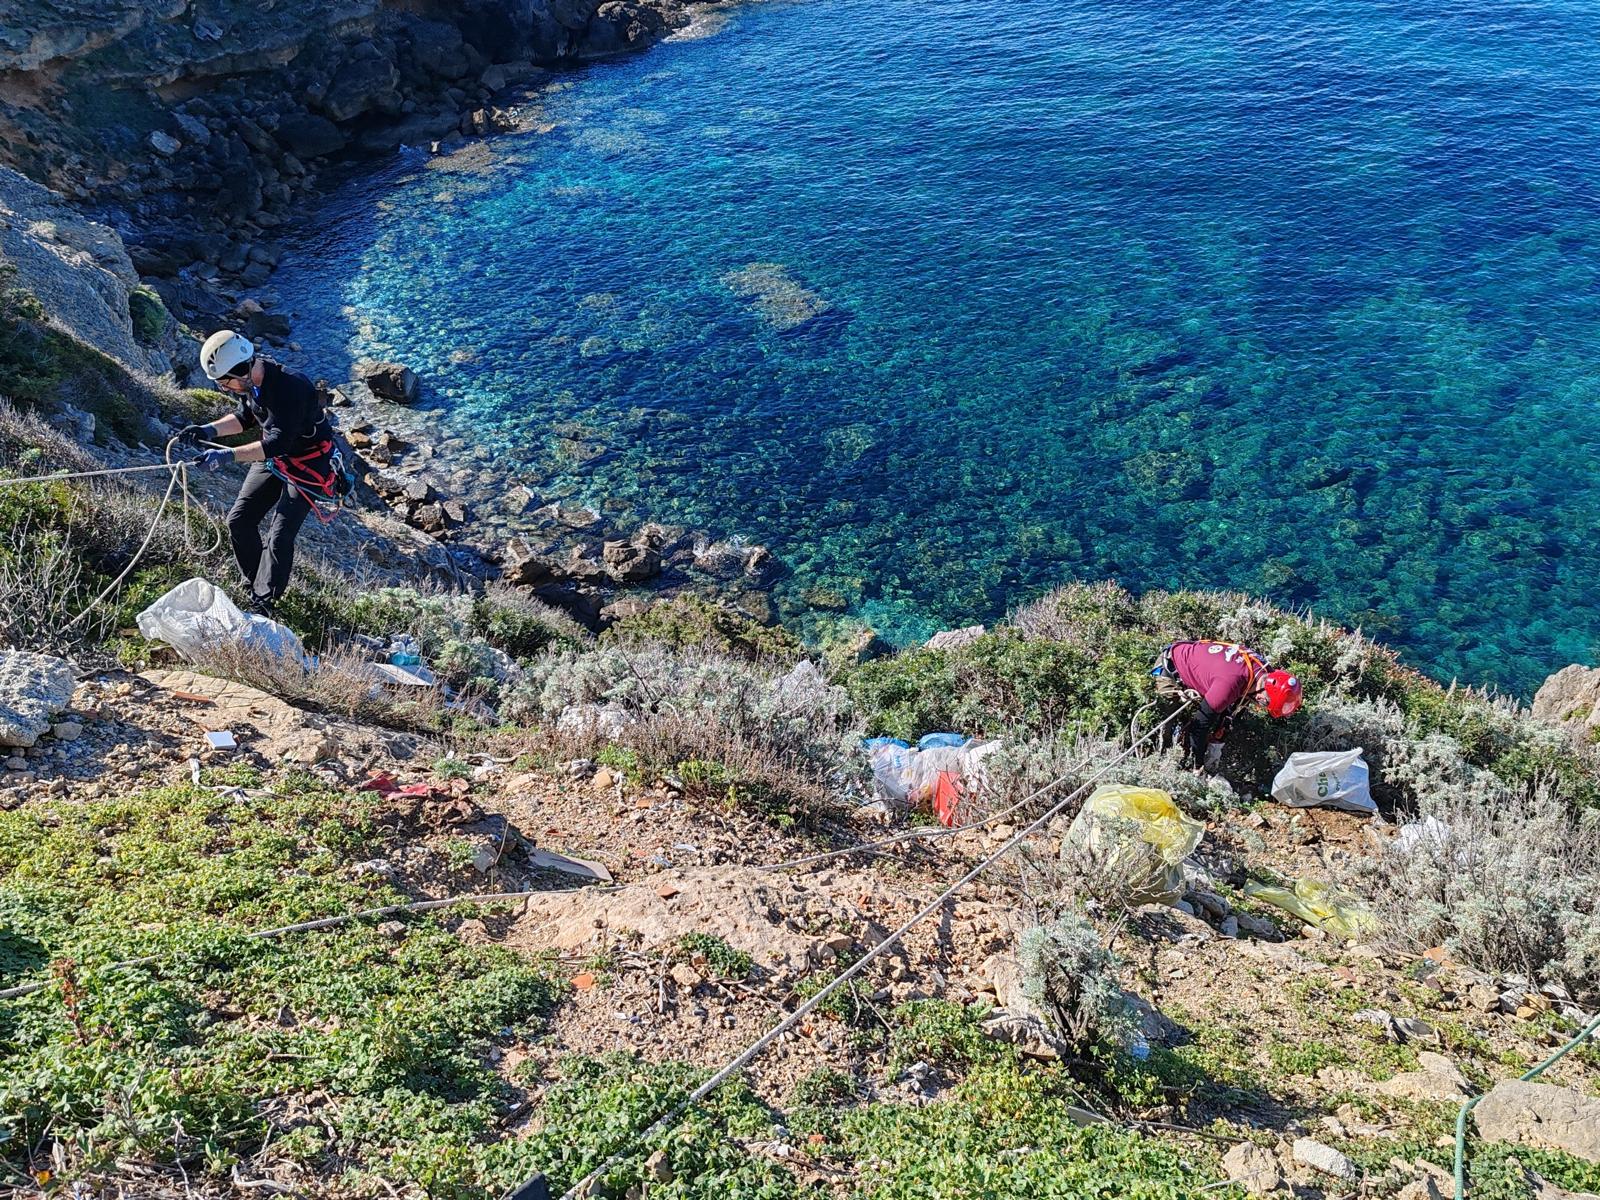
[195,639,454,733]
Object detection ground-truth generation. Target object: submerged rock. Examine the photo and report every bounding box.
[721,261,830,332]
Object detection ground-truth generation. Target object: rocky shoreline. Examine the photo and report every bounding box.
[1,0,798,633]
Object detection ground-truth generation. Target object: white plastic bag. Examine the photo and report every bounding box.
[1270,748,1375,814]
[136,577,305,665]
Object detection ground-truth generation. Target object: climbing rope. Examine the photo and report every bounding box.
[536,700,1196,1200]
[1453,1007,1600,1199]
[0,439,226,630]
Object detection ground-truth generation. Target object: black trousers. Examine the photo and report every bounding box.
[226,463,309,604]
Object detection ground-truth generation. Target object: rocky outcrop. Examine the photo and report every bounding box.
[0,166,171,376]
[1533,664,1600,736]
[1474,1080,1600,1163]
[0,651,76,747]
[0,0,706,309]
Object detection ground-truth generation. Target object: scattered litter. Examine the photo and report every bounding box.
[864,734,1002,827]
[1243,878,1377,940]
[1393,815,1455,856]
[369,661,437,688]
[526,847,613,884]
[188,757,201,785]
[172,691,214,705]
[1061,785,1205,907]
[387,634,423,667]
[1271,749,1375,814]
[572,973,596,990]
[204,730,237,752]
[557,703,634,738]
[137,578,306,665]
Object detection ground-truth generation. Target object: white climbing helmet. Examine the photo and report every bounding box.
[200,329,255,381]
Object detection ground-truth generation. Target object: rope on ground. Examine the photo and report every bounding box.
[762,701,1192,874]
[0,439,226,630]
[0,882,615,1003]
[539,700,1194,1200]
[1453,1007,1600,1200]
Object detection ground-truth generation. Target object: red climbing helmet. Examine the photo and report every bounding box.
[1262,670,1303,718]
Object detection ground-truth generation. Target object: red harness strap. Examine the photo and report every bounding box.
[269,438,341,523]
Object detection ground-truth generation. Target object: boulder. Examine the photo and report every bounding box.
[926,625,987,651]
[322,42,402,123]
[275,112,346,159]
[504,540,562,588]
[1292,1138,1357,1183]
[1473,1081,1600,1163]
[1222,1142,1285,1197]
[361,361,420,404]
[602,538,661,582]
[1532,664,1600,737]
[0,652,76,747]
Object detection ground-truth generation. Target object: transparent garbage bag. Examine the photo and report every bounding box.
[864,736,1002,827]
[1243,878,1377,940]
[1270,748,1376,814]
[136,577,305,665]
[1061,785,1205,907]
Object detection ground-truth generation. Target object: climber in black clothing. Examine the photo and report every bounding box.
[178,330,337,616]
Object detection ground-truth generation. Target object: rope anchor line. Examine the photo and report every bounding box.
[0,439,225,629]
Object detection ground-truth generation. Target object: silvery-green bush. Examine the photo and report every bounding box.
[1017,910,1136,1050]
[505,642,864,794]
[1343,786,1600,993]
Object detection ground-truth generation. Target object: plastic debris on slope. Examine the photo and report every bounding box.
[1061,785,1205,907]
[1244,878,1377,940]
[1271,748,1376,814]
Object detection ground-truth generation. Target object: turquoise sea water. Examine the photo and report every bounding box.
[273,0,1600,696]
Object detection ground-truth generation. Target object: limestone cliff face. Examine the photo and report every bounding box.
[0,0,698,314]
[0,163,170,376]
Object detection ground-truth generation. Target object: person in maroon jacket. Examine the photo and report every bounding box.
[1153,640,1302,771]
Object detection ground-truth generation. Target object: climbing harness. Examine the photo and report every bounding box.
[265,436,355,525]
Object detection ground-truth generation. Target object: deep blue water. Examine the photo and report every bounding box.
[273,0,1600,696]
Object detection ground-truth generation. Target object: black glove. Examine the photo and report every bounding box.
[176,424,208,451]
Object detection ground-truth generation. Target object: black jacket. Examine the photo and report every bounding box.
[234,361,330,460]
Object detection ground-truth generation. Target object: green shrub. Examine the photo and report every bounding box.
[832,1061,1230,1199]
[606,594,802,663]
[127,286,171,345]
[888,999,1004,1074]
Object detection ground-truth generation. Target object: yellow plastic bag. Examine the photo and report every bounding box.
[1244,878,1377,940]
[1062,785,1205,907]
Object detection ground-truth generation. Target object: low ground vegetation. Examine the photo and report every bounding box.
[3,385,1600,1196]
